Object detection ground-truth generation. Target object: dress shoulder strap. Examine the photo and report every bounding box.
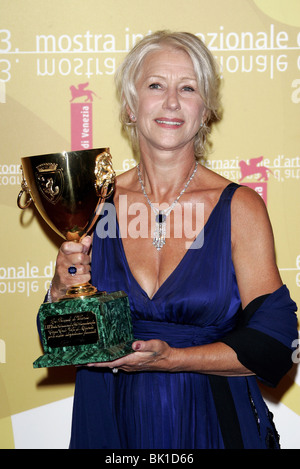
[220,182,241,202]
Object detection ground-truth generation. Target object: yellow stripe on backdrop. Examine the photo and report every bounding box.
[0,0,299,448]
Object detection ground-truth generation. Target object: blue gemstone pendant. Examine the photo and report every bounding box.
[153,211,167,250]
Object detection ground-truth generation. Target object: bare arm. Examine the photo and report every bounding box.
[231,186,282,308]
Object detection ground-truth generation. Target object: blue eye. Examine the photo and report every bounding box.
[149,83,161,89]
[182,86,195,92]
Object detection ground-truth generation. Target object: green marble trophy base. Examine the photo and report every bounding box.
[33,290,135,368]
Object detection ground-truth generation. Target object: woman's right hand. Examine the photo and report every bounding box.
[50,236,93,301]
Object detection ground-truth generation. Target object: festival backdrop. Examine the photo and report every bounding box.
[0,0,299,449]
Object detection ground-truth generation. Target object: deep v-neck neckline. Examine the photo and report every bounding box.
[113,183,234,301]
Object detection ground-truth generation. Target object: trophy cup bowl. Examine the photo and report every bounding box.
[17,148,135,368]
[18,148,115,297]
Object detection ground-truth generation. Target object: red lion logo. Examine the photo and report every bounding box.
[70,82,99,102]
[239,156,272,182]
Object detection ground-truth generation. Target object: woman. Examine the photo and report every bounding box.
[47,31,298,449]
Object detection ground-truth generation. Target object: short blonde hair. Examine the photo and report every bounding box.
[115,30,221,159]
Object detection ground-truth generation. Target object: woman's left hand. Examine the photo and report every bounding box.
[86,340,176,372]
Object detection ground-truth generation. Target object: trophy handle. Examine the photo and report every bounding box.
[17,166,32,209]
[94,150,116,198]
[73,149,115,240]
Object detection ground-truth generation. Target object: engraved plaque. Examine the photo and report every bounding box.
[44,311,99,348]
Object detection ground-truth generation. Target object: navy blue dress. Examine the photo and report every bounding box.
[69,183,298,449]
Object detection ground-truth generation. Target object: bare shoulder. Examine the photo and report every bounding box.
[199,169,269,228]
[231,185,271,245]
[232,184,267,212]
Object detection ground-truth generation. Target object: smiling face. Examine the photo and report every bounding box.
[131,47,207,155]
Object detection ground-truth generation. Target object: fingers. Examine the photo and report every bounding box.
[89,340,172,373]
[81,235,92,253]
[129,340,173,371]
[51,236,92,300]
[60,251,91,267]
[58,236,92,265]
[60,235,92,256]
[132,340,160,353]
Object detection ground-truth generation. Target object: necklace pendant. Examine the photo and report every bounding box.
[153,212,166,251]
[137,161,198,251]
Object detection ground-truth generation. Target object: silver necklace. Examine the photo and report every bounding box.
[137,161,198,250]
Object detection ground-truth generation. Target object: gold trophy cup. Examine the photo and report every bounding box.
[17,148,135,368]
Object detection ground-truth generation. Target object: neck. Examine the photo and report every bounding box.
[137,149,197,202]
[137,156,197,205]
